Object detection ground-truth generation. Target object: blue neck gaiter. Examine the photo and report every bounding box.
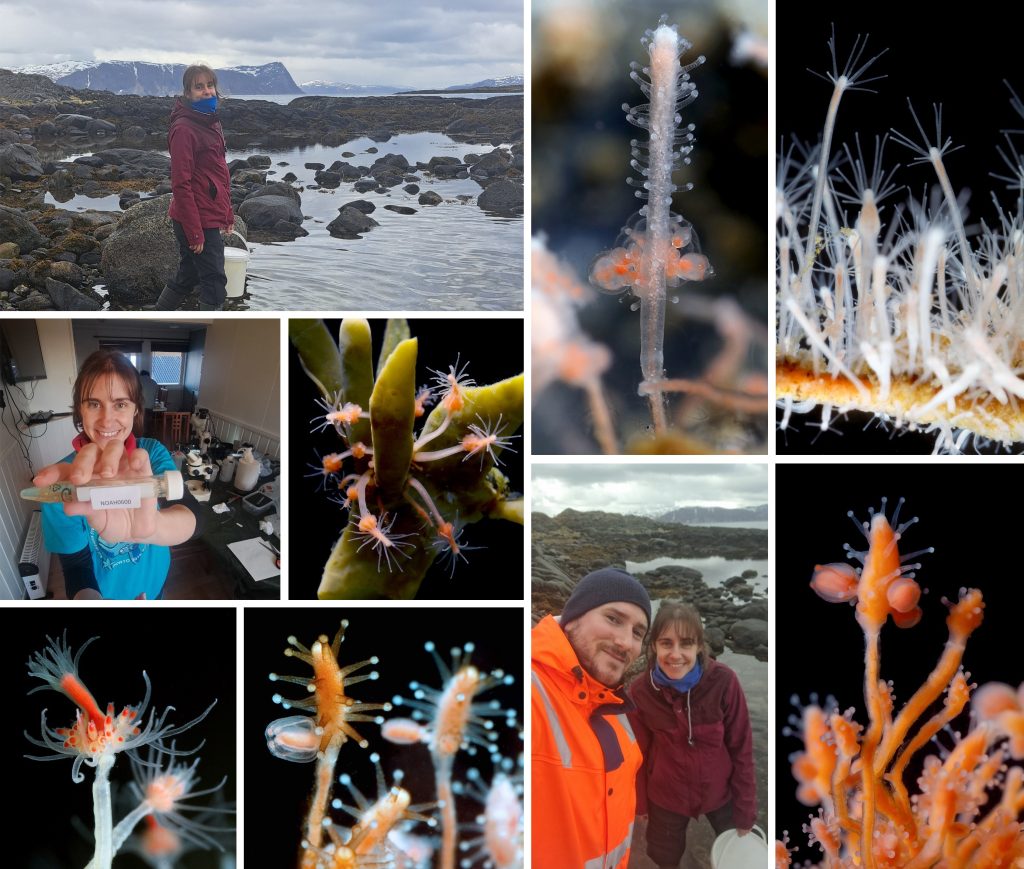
[191,95,218,114]
[652,658,703,693]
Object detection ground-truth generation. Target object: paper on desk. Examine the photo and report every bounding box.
[227,537,279,581]
[212,502,230,514]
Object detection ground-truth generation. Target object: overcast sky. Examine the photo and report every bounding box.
[532,463,768,516]
[0,0,523,89]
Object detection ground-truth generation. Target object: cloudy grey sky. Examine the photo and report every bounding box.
[532,463,768,516]
[0,0,523,89]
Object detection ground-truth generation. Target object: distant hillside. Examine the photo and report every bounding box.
[15,60,301,96]
[299,80,413,96]
[659,504,768,524]
[445,75,523,90]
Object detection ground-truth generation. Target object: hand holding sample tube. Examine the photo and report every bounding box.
[28,445,184,545]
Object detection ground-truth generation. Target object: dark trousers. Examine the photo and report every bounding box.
[646,800,735,867]
[168,221,227,307]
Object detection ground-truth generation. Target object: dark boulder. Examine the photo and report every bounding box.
[313,169,342,188]
[418,191,442,206]
[728,619,768,652]
[477,179,523,212]
[0,206,45,252]
[341,199,375,214]
[237,194,303,231]
[327,206,379,239]
[54,114,116,136]
[383,205,416,215]
[0,143,44,180]
[45,278,101,311]
[120,125,148,145]
[469,148,512,179]
[243,182,302,206]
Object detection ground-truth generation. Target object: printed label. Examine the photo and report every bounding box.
[90,486,141,510]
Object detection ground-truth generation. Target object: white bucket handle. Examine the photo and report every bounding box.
[712,825,768,868]
[225,229,249,253]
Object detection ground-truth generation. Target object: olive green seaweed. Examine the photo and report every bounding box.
[292,318,524,600]
[377,318,411,375]
[288,319,343,400]
[369,337,418,498]
[338,319,375,447]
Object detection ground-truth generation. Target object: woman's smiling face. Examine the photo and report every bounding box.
[80,374,137,446]
[655,623,698,680]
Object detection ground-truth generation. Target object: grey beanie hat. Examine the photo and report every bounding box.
[561,567,651,628]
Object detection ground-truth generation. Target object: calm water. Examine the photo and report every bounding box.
[43,132,523,310]
[626,555,769,599]
[229,92,522,104]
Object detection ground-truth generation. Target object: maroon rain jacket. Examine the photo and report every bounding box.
[627,656,757,830]
[167,98,234,246]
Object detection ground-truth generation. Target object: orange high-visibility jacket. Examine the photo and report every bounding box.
[531,614,643,869]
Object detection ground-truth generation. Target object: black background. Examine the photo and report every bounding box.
[243,607,523,867]
[775,463,1024,844]
[288,318,524,599]
[8,610,236,867]
[776,4,1024,453]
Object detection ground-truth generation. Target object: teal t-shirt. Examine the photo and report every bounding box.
[41,437,175,600]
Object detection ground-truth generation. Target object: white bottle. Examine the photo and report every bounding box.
[234,448,260,492]
[219,454,237,483]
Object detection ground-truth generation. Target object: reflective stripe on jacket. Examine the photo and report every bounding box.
[531,615,643,869]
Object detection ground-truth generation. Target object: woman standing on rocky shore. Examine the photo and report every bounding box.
[149,63,234,311]
[628,601,757,867]
[30,350,203,599]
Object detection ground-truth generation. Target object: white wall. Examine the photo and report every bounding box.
[198,320,280,445]
[0,319,78,597]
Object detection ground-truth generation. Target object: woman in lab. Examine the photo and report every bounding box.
[33,350,202,599]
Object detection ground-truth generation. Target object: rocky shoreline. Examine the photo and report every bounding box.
[532,509,769,662]
[0,69,523,310]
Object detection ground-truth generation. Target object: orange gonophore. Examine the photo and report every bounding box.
[783,499,1024,868]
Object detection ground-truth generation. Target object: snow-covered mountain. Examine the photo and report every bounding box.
[659,504,769,525]
[444,75,523,90]
[15,60,302,96]
[298,80,413,96]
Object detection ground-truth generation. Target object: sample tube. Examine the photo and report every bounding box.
[21,470,184,508]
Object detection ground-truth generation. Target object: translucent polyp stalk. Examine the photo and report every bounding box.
[92,753,116,869]
[638,24,679,387]
[434,752,457,869]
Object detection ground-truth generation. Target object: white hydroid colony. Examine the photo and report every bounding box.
[777,34,1024,452]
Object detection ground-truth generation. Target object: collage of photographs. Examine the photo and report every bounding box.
[6,0,1023,867]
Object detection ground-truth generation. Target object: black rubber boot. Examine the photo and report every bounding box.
[143,286,188,311]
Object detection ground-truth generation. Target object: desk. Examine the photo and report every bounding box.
[195,476,281,599]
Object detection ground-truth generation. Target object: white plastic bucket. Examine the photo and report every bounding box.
[710,825,768,869]
[223,231,250,298]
